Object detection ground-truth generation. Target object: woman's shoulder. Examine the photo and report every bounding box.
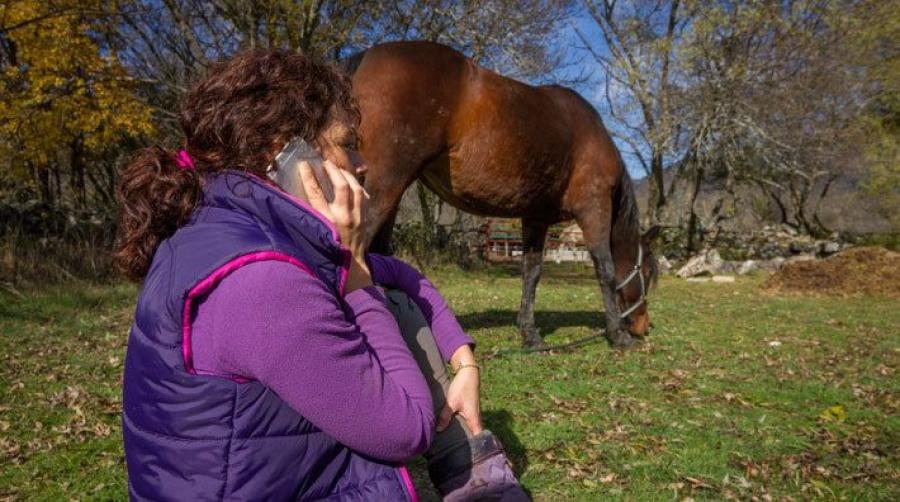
[213,259,324,302]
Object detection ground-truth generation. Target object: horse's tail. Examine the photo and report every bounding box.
[337,49,367,76]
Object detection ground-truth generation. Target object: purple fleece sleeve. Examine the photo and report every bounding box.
[366,254,475,361]
[190,260,434,462]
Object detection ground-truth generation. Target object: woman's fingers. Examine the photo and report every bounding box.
[341,168,368,231]
[297,161,329,216]
[436,401,484,434]
[299,159,369,256]
[322,160,350,211]
[436,404,455,432]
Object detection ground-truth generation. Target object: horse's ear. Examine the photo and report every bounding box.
[642,225,662,245]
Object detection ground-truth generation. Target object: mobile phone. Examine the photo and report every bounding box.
[267,137,335,202]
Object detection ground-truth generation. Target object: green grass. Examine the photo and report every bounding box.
[2,264,898,500]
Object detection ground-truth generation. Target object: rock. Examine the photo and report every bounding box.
[821,241,841,255]
[758,242,784,260]
[786,253,816,264]
[712,275,736,283]
[758,257,786,272]
[719,261,739,274]
[656,255,673,273]
[737,260,758,275]
[677,249,724,278]
[686,277,710,283]
[789,240,817,254]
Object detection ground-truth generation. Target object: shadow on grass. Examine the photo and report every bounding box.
[458,309,606,336]
[484,409,532,498]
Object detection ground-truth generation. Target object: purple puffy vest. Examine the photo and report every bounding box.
[122,171,417,501]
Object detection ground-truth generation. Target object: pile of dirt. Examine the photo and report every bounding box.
[763,246,900,298]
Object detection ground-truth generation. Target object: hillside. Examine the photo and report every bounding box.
[632,171,892,234]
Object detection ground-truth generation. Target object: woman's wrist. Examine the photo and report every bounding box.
[452,362,480,374]
[449,344,477,373]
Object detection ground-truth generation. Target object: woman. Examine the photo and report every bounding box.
[115,48,525,500]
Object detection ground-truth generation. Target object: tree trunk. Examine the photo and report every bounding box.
[416,181,435,240]
[647,149,666,224]
[685,164,704,254]
[70,137,86,209]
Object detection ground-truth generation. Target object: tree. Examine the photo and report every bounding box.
[577,0,893,244]
[854,0,900,230]
[577,0,690,225]
[678,0,880,238]
[0,0,154,208]
[361,0,575,81]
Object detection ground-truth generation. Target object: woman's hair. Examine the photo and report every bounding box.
[114,49,359,281]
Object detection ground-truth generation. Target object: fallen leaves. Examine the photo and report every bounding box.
[3,272,899,499]
[818,405,847,423]
[722,392,752,408]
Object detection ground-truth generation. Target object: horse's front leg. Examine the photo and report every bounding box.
[577,208,635,349]
[589,242,635,349]
[367,207,398,256]
[518,220,549,348]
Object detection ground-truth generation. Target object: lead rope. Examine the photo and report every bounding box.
[488,243,646,357]
[615,244,645,318]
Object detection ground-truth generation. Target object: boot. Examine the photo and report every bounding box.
[427,430,529,501]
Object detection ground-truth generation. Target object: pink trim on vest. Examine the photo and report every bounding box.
[397,465,418,502]
[244,171,352,295]
[337,248,351,297]
[181,251,316,377]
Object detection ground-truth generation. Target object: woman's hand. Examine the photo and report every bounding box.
[298,160,372,293]
[437,345,484,434]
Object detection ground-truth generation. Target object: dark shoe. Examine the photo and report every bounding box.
[427,430,529,501]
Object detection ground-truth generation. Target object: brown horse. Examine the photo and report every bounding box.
[346,41,658,348]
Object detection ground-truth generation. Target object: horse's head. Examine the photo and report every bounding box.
[616,225,660,338]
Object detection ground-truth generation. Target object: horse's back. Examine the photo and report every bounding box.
[350,41,616,219]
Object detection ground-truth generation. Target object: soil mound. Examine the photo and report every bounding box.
[763,246,900,298]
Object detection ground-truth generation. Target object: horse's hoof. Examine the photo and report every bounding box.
[520,328,546,349]
[523,338,548,349]
[607,330,637,350]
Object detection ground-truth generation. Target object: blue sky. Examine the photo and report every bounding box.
[549,7,659,180]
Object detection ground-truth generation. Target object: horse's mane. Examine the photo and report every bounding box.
[337,49,367,76]
[612,169,659,287]
[612,169,639,239]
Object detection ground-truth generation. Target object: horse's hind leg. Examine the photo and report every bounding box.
[576,204,635,349]
[518,220,549,348]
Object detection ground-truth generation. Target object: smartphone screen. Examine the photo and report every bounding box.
[268,137,335,202]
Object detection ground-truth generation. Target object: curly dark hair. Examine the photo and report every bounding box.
[114,49,359,281]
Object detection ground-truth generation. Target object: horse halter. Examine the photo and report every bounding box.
[615,244,645,319]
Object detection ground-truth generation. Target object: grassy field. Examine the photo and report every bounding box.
[1,263,898,500]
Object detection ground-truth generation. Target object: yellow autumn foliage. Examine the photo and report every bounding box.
[0,0,154,183]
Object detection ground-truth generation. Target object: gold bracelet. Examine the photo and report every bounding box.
[453,363,480,373]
